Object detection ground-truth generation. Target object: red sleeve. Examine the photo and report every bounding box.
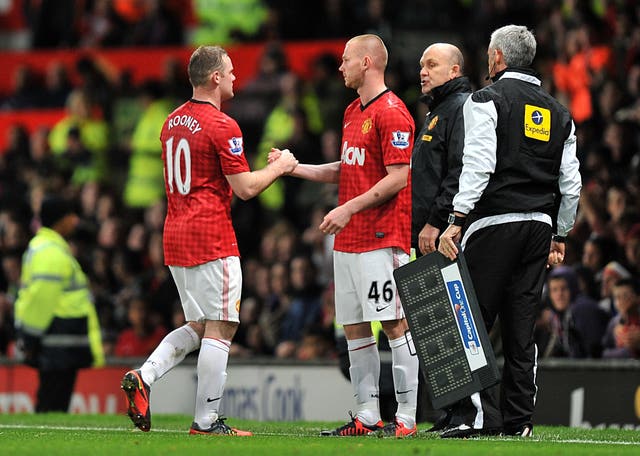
[214,116,251,176]
[376,106,414,166]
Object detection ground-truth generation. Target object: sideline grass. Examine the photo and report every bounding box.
[0,413,639,455]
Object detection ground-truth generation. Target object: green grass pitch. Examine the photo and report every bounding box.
[0,413,639,455]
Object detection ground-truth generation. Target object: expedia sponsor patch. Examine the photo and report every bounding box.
[391,131,411,149]
[228,137,243,155]
[524,104,551,142]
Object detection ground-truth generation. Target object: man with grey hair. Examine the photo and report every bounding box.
[438,25,582,438]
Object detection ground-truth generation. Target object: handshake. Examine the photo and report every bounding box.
[268,148,298,174]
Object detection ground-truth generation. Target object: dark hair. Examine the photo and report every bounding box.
[39,195,75,227]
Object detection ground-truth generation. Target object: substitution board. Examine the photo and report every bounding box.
[393,249,500,409]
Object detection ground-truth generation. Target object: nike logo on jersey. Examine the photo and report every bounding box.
[343,121,352,129]
[396,389,413,395]
[206,397,221,403]
[376,304,391,312]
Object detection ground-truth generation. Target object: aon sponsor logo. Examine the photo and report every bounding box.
[524,104,551,142]
[341,141,365,165]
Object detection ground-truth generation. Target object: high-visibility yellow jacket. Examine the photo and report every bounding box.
[15,227,104,370]
[123,98,175,208]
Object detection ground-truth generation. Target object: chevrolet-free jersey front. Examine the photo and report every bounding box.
[160,99,250,267]
[335,89,414,254]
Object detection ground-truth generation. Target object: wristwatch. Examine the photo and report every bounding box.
[447,213,466,227]
[552,234,566,243]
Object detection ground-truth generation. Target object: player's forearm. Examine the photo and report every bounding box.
[228,165,283,200]
[345,166,407,214]
[291,162,340,183]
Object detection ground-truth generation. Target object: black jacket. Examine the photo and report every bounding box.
[411,76,472,247]
[459,67,575,218]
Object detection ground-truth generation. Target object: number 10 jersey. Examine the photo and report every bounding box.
[160,99,250,267]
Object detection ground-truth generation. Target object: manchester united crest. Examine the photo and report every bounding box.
[362,118,373,134]
[428,115,439,131]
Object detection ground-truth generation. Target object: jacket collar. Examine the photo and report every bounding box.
[491,67,541,86]
[420,76,472,110]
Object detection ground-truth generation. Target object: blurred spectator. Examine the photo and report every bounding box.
[0,250,21,355]
[275,253,323,358]
[113,294,168,357]
[43,62,73,108]
[599,261,632,317]
[254,71,325,227]
[580,235,618,292]
[127,0,184,46]
[25,0,80,48]
[602,278,640,358]
[122,80,174,210]
[78,0,127,48]
[139,230,179,330]
[1,64,42,110]
[226,41,294,153]
[536,266,608,358]
[258,261,290,354]
[48,89,110,185]
[301,204,334,287]
[190,0,268,45]
[552,25,611,124]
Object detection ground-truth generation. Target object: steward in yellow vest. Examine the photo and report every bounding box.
[15,195,104,412]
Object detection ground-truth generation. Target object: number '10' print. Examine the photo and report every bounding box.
[165,136,192,195]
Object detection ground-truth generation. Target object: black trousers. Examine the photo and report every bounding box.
[462,219,551,431]
[36,368,79,412]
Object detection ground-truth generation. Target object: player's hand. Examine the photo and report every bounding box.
[438,224,461,260]
[418,223,440,254]
[268,148,282,164]
[547,240,565,267]
[319,204,352,235]
[271,148,298,174]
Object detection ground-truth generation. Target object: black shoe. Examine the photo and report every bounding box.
[424,411,452,433]
[320,412,383,436]
[440,424,502,439]
[503,424,533,437]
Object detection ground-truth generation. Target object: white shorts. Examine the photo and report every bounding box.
[169,257,242,323]
[334,248,409,325]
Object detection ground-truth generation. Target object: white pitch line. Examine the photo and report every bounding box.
[0,424,638,445]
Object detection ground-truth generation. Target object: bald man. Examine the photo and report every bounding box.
[270,34,418,438]
[411,43,472,257]
[409,43,472,432]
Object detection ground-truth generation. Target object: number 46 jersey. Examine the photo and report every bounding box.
[160,99,250,267]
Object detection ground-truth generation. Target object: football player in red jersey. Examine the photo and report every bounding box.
[270,34,418,438]
[121,45,297,436]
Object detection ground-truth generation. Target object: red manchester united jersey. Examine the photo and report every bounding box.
[335,90,414,254]
[160,100,250,266]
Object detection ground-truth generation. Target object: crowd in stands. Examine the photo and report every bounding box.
[0,0,639,362]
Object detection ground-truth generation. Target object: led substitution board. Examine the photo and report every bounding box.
[393,250,500,409]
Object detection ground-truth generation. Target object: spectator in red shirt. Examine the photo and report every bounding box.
[114,294,167,357]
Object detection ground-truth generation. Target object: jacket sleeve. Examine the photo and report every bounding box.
[427,100,466,230]
[453,95,498,215]
[556,121,582,236]
[87,304,105,367]
[15,247,68,336]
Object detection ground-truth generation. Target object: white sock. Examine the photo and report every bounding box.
[194,337,230,428]
[389,332,418,428]
[347,336,381,425]
[139,325,200,385]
